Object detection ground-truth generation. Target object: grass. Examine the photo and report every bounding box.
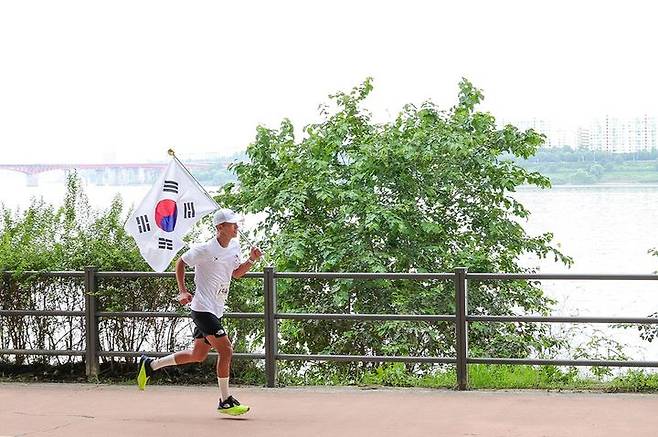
[5,361,658,392]
[280,363,658,392]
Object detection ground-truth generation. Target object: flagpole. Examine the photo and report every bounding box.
[167,148,261,252]
[168,148,219,208]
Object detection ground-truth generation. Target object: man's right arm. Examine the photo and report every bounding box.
[175,258,193,305]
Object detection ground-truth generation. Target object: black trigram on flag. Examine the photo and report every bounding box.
[136,215,151,233]
[158,238,173,250]
[163,180,179,194]
[183,202,195,219]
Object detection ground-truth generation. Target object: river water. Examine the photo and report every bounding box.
[513,185,658,362]
[2,172,658,361]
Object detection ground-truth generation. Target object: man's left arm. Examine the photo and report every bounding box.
[232,246,263,278]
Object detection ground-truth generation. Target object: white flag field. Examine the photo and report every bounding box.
[124,157,218,272]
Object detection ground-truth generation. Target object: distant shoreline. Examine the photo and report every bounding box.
[518,182,658,189]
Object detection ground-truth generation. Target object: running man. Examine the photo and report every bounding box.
[137,208,262,416]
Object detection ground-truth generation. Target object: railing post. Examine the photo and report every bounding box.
[264,266,278,387]
[84,266,99,379]
[454,267,468,390]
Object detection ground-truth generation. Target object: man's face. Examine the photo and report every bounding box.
[218,222,238,239]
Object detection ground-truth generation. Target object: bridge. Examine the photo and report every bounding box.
[0,162,217,186]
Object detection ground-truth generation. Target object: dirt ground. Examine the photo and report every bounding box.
[2,383,658,436]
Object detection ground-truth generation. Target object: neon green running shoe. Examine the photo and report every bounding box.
[217,396,250,416]
[137,355,154,390]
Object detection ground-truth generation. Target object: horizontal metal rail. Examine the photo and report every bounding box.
[275,313,455,322]
[96,311,264,319]
[0,310,84,317]
[0,310,262,319]
[469,315,658,324]
[274,272,454,280]
[99,351,265,360]
[1,271,263,279]
[5,270,656,280]
[0,349,264,359]
[94,271,264,279]
[2,271,85,278]
[468,273,658,280]
[277,354,456,364]
[0,349,86,356]
[468,357,658,368]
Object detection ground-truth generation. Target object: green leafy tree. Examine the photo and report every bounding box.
[217,79,572,378]
[0,175,148,272]
[589,163,604,180]
[570,169,596,184]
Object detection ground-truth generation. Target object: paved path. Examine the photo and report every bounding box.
[1,383,658,436]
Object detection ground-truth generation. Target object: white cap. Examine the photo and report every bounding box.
[212,208,239,226]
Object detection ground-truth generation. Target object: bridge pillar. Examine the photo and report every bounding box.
[90,169,103,185]
[26,173,39,187]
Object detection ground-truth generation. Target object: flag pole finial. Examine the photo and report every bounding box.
[168,148,175,156]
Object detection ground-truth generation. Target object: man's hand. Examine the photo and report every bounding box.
[177,291,193,305]
[249,246,263,263]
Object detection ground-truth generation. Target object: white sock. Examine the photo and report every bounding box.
[218,377,230,401]
[151,354,177,371]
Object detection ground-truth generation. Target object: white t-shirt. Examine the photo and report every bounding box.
[181,237,243,318]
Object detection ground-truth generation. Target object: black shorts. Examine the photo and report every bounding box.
[191,310,227,345]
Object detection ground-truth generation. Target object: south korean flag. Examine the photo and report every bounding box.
[124,157,217,272]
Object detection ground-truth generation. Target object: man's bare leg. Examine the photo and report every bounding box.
[205,335,248,415]
[137,338,211,390]
[151,338,211,369]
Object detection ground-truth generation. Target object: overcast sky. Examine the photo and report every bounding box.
[1,0,657,164]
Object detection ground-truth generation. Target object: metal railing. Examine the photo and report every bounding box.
[2,267,658,389]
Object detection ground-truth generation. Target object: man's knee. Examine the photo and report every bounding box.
[221,343,233,357]
[191,350,208,362]
[217,339,233,357]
